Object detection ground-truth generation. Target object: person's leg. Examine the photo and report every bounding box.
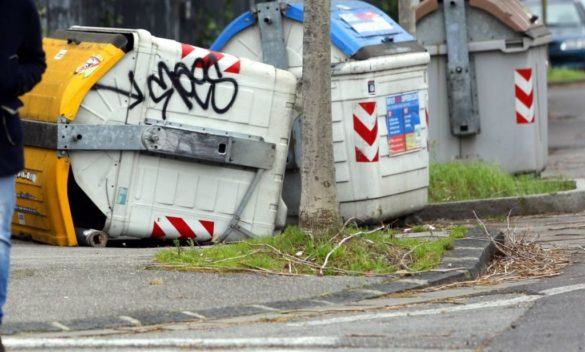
[0,175,15,325]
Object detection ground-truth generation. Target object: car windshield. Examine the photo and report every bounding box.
[527,3,582,26]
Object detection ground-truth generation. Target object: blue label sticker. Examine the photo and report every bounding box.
[387,109,404,137]
[339,10,395,37]
[117,187,128,205]
[385,92,421,155]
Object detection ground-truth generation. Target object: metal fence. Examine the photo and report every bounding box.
[37,0,395,47]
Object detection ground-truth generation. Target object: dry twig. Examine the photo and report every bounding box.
[320,226,385,275]
[399,242,427,271]
[473,211,572,283]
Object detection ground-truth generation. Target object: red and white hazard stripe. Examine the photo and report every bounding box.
[515,68,535,124]
[181,44,241,74]
[353,101,379,162]
[152,216,215,241]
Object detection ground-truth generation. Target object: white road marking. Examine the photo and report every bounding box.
[119,315,142,326]
[539,283,585,296]
[181,311,206,319]
[310,299,336,306]
[50,322,70,331]
[3,336,339,349]
[288,283,585,327]
[355,289,387,296]
[397,279,428,285]
[249,304,280,312]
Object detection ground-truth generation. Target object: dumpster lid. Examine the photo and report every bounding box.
[212,0,418,58]
[51,30,133,53]
[416,0,549,39]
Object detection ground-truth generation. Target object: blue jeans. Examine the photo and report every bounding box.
[0,175,15,324]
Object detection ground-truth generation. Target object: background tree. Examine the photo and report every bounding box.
[299,0,342,236]
[398,0,416,35]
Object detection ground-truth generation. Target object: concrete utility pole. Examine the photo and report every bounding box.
[399,0,416,35]
[541,0,547,25]
[300,0,342,236]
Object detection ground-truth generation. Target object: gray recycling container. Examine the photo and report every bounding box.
[416,0,552,173]
[212,1,432,223]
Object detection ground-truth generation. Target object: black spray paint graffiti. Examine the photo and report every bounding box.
[93,54,239,120]
[94,71,145,109]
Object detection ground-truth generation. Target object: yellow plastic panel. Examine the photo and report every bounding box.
[20,38,125,122]
[14,37,125,246]
[13,148,76,246]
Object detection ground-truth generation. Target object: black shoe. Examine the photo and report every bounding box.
[0,335,5,352]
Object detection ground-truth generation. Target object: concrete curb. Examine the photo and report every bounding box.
[416,179,585,221]
[1,227,503,335]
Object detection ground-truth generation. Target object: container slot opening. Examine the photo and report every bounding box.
[505,39,524,50]
[218,143,227,154]
[67,169,106,231]
[460,125,469,133]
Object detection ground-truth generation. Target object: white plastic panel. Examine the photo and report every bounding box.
[332,62,430,220]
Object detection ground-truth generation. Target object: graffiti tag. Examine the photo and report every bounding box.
[92,53,238,120]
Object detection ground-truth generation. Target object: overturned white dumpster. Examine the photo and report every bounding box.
[15,27,297,246]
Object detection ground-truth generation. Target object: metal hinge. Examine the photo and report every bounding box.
[254,1,289,70]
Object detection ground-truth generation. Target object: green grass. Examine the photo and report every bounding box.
[548,68,585,84]
[429,162,575,203]
[155,226,466,276]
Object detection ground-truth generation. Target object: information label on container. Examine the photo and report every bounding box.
[339,11,395,37]
[386,92,421,156]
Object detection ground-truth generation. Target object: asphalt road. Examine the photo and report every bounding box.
[5,259,585,351]
[542,83,585,179]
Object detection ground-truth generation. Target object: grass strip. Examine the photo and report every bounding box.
[548,68,585,84]
[429,162,575,203]
[155,226,466,276]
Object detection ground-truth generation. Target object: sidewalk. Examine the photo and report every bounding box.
[3,83,584,335]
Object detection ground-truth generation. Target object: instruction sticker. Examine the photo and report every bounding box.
[16,170,37,184]
[75,55,103,78]
[386,92,421,156]
[54,49,67,60]
[368,80,376,95]
[339,11,395,36]
[17,213,25,225]
[117,187,128,205]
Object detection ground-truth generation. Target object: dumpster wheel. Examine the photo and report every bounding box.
[75,228,108,248]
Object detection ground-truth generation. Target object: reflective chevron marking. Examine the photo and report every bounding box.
[181,44,241,74]
[353,101,379,162]
[515,68,535,124]
[152,216,215,241]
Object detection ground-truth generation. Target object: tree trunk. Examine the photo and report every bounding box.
[299,0,341,236]
[398,0,416,35]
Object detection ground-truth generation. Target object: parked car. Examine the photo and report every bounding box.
[524,0,585,69]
